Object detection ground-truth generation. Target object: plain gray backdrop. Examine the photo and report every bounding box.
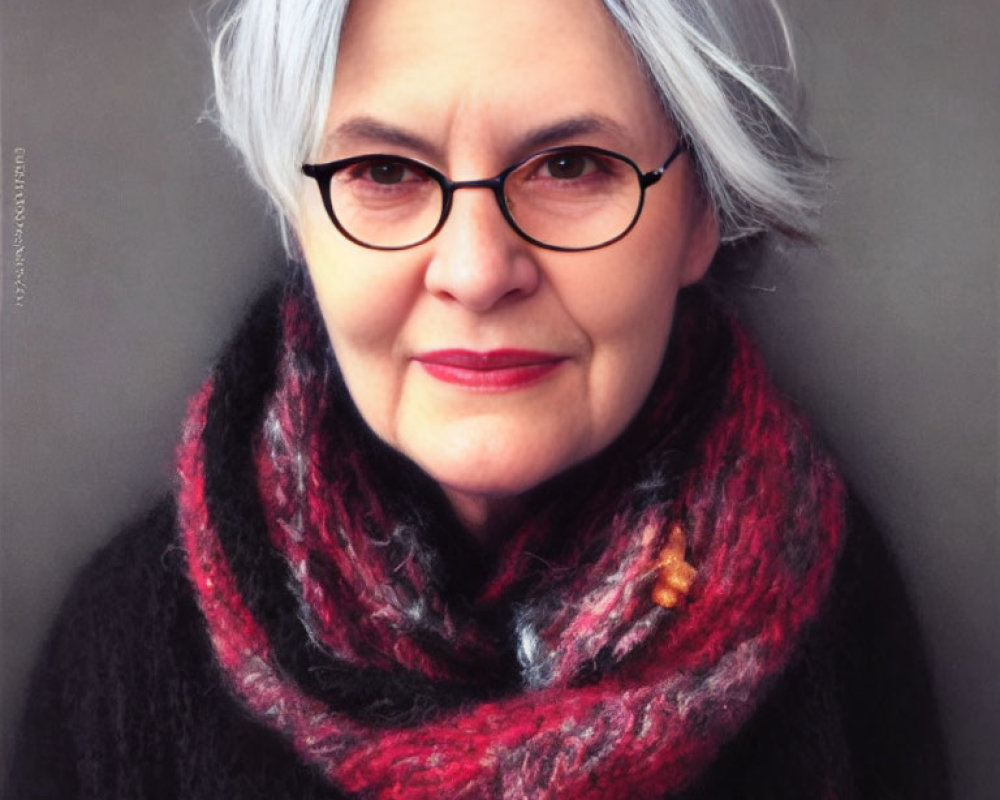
[1,0,997,795]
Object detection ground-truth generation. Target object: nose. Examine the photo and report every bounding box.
[423,187,540,312]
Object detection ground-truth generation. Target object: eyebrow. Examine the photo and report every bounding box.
[516,115,634,154]
[325,117,443,162]
[323,113,635,164]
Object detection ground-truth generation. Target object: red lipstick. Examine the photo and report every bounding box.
[414,349,565,390]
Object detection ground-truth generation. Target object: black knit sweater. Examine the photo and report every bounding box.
[7,493,949,799]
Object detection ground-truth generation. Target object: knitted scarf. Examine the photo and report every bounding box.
[177,274,846,799]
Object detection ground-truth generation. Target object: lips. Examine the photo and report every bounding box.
[414,349,566,390]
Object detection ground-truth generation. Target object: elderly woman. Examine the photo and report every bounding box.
[8,0,948,798]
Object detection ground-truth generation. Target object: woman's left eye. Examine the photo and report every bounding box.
[539,152,597,180]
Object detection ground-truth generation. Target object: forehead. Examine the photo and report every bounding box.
[326,0,667,158]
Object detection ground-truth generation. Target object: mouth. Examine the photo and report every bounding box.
[413,349,566,390]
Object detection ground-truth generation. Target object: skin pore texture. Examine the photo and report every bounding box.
[295,0,719,540]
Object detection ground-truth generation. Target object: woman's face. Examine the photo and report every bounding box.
[296,0,719,534]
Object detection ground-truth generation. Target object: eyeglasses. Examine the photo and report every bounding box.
[301,142,685,252]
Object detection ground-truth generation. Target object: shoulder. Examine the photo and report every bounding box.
[820,496,952,797]
[791,497,951,798]
[679,495,951,800]
[32,497,203,689]
[61,497,190,633]
[6,497,343,800]
[5,499,186,797]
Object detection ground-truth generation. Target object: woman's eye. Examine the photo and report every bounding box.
[368,161,408,184]
[541,152,595,180]
[343,159,426,186]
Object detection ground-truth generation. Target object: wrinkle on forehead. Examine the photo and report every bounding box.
[323,0,669,168]
[322,113,643,168]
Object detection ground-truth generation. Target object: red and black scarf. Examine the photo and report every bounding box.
[177,274,845,799]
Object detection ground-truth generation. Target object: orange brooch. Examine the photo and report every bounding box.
[652,523,698,609]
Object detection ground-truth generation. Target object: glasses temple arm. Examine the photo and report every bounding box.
[640,140,687,187]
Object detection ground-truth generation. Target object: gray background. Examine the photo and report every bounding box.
[1,0,997,795]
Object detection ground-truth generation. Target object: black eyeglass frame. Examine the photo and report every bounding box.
[301,141,686,252]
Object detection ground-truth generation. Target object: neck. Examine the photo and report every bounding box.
[441,488,534,547]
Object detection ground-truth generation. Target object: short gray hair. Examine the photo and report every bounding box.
[210,0,825,250]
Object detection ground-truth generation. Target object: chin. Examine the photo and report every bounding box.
[409,432,585,502]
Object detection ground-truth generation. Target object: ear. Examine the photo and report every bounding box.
[679,197,720,287]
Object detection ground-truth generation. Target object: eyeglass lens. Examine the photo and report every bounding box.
[326,149,643,250]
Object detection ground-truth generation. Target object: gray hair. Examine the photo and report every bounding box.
[210,0,825,250]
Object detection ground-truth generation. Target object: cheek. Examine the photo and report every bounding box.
[298,214,421,440]
[568,246,681,364]
[310,263,411,444]
[593,290,678,427]
[579,177,714,412]
[564,247,685,436]
[299,206,417,354]
[311,266,410,352]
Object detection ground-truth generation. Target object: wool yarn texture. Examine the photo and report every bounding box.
[176,273,846,800]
